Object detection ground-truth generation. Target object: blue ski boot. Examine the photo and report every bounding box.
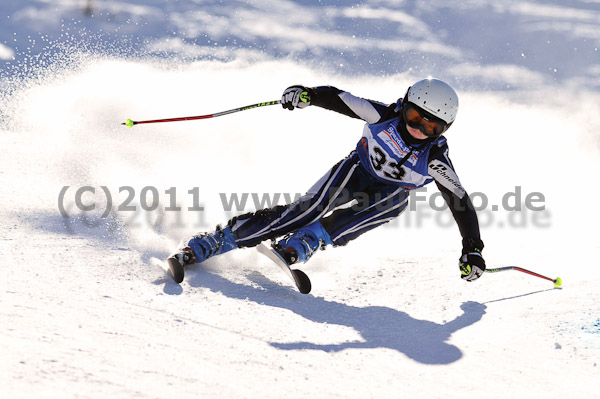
[274,221,333,265]
[187,225,238,264]
[167,225,237,283]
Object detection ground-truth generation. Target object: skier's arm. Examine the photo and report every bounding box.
[427,144,482,245]
[281,85,395,123]
[428,145,486,280]
[434,180,483,251]
[310,86,393,123]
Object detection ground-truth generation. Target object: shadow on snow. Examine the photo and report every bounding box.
[184,267,487,365]
[28,211,487,364]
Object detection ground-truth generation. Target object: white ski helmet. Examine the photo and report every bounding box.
[405,78,459,124]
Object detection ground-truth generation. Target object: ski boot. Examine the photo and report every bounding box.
[274,221,333,265]
[187,225,237,263]
[167,225,237,283]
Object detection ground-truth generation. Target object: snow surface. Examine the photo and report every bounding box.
[1,1,600,398]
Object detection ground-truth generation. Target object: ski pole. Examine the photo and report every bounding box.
[485,266,562,287]
[122,100,281,128]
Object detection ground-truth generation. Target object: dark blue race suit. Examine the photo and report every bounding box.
[228,86,483,253]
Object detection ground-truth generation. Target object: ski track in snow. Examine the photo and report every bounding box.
[1,1,600,398]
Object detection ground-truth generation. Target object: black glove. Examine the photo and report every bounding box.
[459,238,485,282]
[459,251,486,281]
[281,85,313,110]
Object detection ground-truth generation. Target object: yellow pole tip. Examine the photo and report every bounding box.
[554,277,562,287]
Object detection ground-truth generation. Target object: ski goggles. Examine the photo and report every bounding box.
[402,102,450,138]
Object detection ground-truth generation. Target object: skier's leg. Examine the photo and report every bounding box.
[273,183,409,264]
[229,151,365,247]
[179,151,364,266]
[322,185,409,246]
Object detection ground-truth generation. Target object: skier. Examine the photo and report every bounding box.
[167,78,486,284]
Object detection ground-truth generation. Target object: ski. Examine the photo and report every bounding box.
[166,255,185,284]
[166,243,312,292]
[256,243,312,294]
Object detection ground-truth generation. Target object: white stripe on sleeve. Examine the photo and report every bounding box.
[338,92,386,124]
